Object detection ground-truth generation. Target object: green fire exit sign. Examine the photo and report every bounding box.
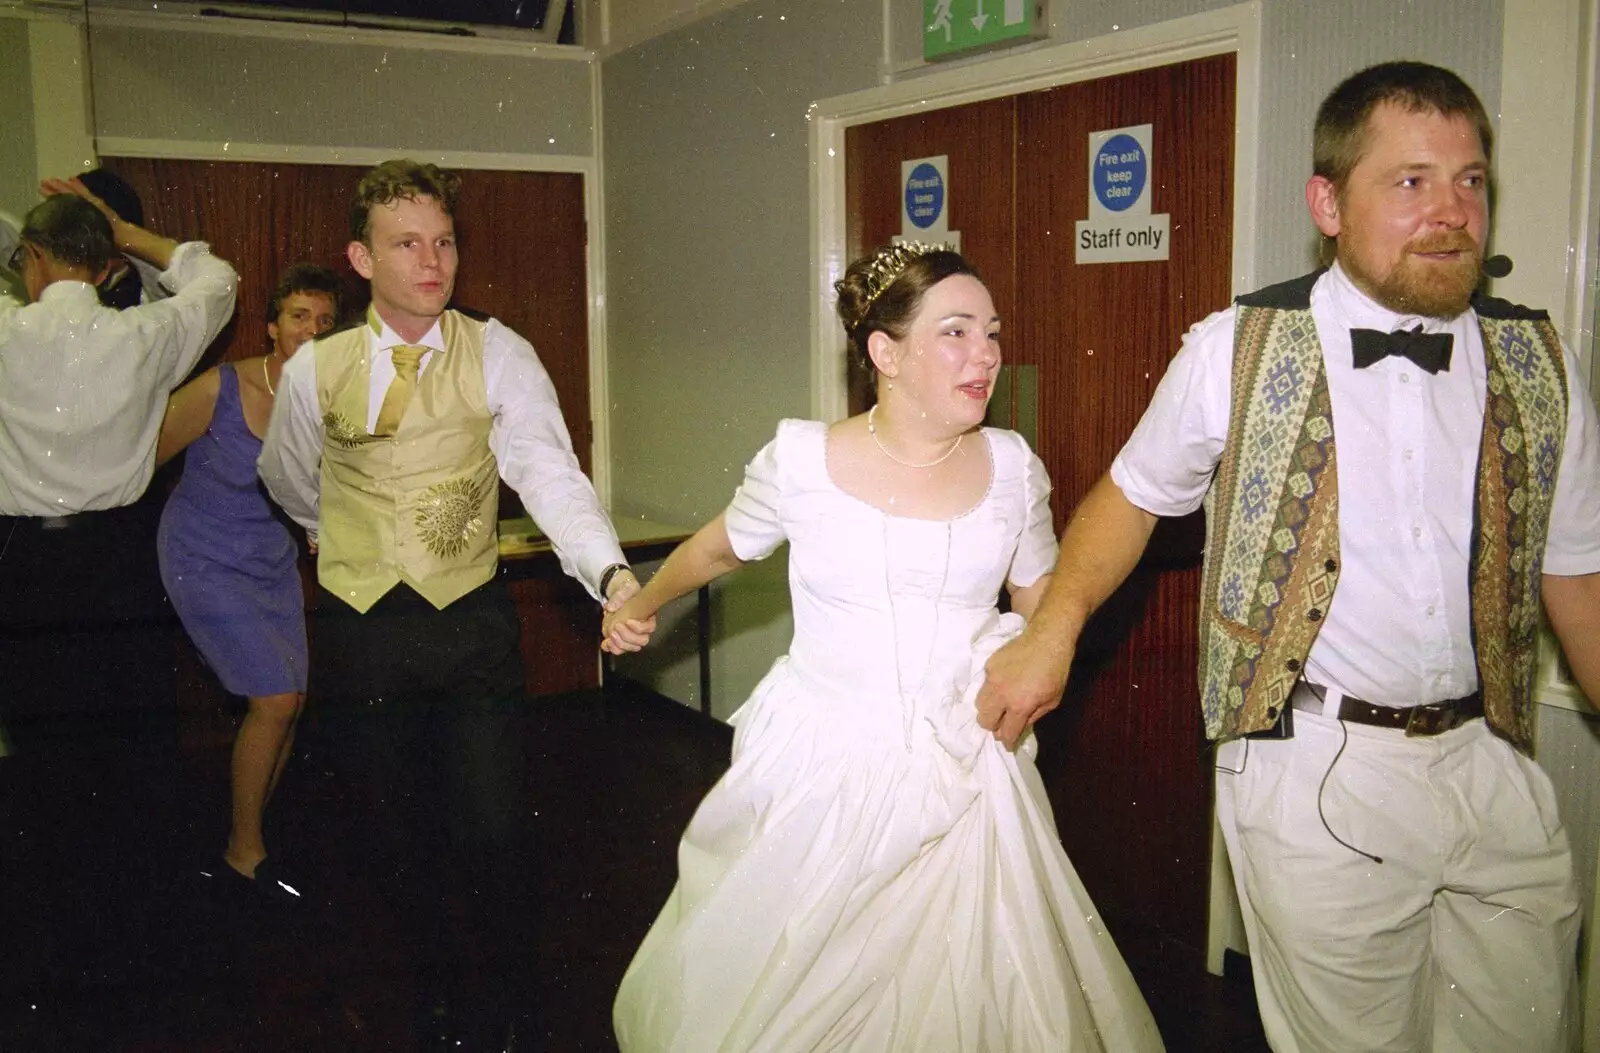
[923,0,1044,60]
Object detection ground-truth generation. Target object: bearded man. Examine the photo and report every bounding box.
[977,61,1600,1052]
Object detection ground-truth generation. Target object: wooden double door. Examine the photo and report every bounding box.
[844,54,1236,954]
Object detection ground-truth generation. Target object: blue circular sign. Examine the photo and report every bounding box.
[904,162,945,230]
[1093,133,1147,213]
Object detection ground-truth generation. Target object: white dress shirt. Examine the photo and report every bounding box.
[258,311,626,600]
[1112,263,1600,706]
[0,242,238,516]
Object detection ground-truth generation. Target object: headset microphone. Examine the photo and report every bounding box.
[1482,254,1513,279]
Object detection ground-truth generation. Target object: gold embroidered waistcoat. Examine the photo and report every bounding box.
[315,309,499,613]
[1199,271,1568,752]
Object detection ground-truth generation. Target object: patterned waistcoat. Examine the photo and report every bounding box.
[315,308,500,613]
[1198,270,1568,752]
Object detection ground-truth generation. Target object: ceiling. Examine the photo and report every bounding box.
[214,0,570,38]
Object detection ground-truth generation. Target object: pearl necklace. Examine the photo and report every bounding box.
[867,404,963,469]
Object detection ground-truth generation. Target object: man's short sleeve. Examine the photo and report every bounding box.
[1543,339,1600,576]
[1108,306,1236,517]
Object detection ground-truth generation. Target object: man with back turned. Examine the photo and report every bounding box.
[0,178,237,750]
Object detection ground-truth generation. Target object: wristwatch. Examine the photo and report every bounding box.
[600,563,632,599]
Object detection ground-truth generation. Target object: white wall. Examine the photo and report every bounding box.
[88,21,595,157]
[0,17,36,217]
[601,0,883,716]
[601,0,747,53]
[3,12,97,214]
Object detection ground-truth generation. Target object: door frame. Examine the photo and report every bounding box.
[805,0,1263,425]
[1495,2,1600,1041]
[804,0,1263,976]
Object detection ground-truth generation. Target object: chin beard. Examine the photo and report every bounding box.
[1371,259,1479,318]
[1344,237,1482,319]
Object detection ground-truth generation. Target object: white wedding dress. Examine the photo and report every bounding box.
[613,419,1164,1053]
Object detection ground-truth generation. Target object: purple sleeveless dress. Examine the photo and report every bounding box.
[157,363,307,696]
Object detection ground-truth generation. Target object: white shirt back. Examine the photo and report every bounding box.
[0,242,237,516]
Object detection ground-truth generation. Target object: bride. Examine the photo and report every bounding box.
[603,242,1164,1052]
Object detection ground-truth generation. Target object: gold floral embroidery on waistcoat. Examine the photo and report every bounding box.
[414,474,494,558]
[322,411,365,450]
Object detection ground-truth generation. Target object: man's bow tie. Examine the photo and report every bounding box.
[1350,326,1454,374]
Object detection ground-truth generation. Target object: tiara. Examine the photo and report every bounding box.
[857,240,950,318]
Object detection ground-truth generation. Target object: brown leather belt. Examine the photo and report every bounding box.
[1290,681,1483,736]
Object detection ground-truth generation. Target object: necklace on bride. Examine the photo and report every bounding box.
[867,404,962,469]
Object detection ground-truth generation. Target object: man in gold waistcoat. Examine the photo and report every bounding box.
[260,159,637,1049]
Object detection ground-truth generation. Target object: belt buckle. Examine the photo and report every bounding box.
[1405,702,1456,737]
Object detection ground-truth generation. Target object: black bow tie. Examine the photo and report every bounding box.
[1350,326,1453,374]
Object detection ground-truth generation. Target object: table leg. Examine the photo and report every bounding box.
[697,584,711,716]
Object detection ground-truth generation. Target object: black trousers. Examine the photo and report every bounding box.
[0,495,175,753]
[310,577,535,1016]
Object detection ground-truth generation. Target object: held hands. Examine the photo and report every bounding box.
[601,571,658,655]
[974,630,1073,751]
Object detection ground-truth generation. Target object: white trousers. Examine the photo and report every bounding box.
[1214,711,1579,1053]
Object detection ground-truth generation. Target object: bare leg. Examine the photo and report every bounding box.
[224,691,304,878]
[264,691,305,801]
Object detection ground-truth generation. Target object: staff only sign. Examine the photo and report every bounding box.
[1074,123,1170,264]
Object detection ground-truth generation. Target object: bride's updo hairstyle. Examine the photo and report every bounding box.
[834,242,976,384]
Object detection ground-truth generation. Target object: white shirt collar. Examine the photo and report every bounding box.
[37,280,101,306]
[1324,260,1464,336]
[367,305,445,354]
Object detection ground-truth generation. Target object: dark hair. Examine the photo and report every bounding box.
[1314,61,1493,189]
[20,195,115,273]
[834,245,979,381]
[266,263,343,325]
[77,168,144,228]
[349,159,462,243]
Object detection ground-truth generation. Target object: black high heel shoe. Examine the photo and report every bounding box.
[201,858,305,904]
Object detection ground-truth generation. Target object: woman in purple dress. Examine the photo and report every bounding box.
[156,264,340,897]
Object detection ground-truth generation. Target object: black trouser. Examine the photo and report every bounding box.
[0,495,175,753]
[310,578,534,1020]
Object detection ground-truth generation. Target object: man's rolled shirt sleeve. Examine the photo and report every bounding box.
[485,321,625,600]
[141,242,239,387]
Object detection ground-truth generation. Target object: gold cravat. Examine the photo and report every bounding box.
[372,344,426,437]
